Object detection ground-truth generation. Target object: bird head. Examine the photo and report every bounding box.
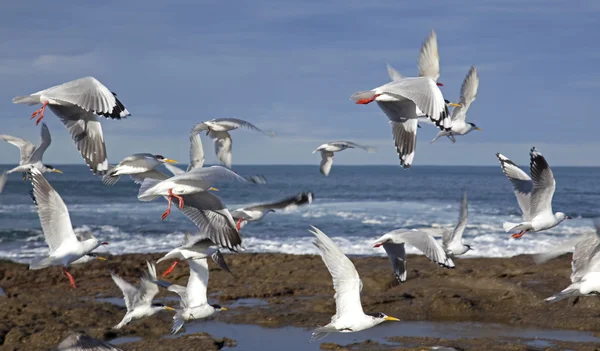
[556,212,572,221]
[44,165,63,173]
[367,312,400,323]
[85,253,107,261]
[154,155,178,164]
[465,244,473,253]
[211,304,228,312]
[468,123,482,131]
[152,303,176,312]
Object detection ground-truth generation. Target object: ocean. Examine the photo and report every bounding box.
[0,164,598,262]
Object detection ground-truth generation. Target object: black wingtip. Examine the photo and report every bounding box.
[29,189,37,206]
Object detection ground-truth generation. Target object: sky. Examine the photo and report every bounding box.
[0,0,599,167]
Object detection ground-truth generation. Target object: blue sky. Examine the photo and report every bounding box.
[0,0,599,167]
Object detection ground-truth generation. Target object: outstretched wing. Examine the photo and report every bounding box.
[382,242,407,283]
[443,191,468,248]
[496,153,533,221]
[319,151,334,176]
[212,118,274,136]
[0,134,36,164]
[56,332,121,351]
[528,147,556,218]
[417,30,440,82]
[450,65,479,122]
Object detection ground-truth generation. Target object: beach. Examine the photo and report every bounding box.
[1,252,599,350]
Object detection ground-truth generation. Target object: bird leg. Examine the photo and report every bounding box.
[63,267,77,289]
[162,259,179,277]
[161,196,173,221]
[511,230,527,239]
[162,190,185,220]
[236,218,243,231]
[30,101,48,125]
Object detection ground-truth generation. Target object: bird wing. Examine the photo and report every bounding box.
[187,133,205,172]
[417,30,440,81]
[110,272,138,312]
[528,147,556,218]
[450,65,479,123]
[390,230,455,268]
[29,168,78,254]
[496,153,533,221]
[390,119,418,169]
[56,332,121,351]
[170,166,247,187]
[386,62,403,81]
[571,219,600,282]
[444,191,468,248]
[212,118,274,136]
[382,242,407,282]
[319,151,334,176]
[137,261,160,307]
[329,141,376,153]
[379,77,450,131]
[245,192,314,212]
[40,77,129,119]
[0,134,36,164]
[179,191,242,251]
[309,226,364,320]
[210,131,232,169]
[185,258,210,308]
[49,105,109,175]
[129,169,170,184]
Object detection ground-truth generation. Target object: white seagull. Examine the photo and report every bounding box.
[102,153,178,186]
[155,258,228,334]
[56,332,121,351]
[231,191,314,229]
[111,261,175,329]
[431,65,481,143]
[442,191,472,256]
[13,76,130,174]
[157,233,231,277]
[28,168,108,288]
[313,141,375,176]
[351,30,457,168]
[497,147,571,239]
[310,226,399,341]
[0,123,62,193]
[137,166,247,221]
[373,229,455,283]
[190,118,274,168]
[545,219,600,303]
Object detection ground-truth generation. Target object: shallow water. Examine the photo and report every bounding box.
[172,320,600,350]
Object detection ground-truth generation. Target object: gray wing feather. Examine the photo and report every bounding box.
[382,242,407,283]
[444,192,468,248]
[55,332,121,351]
[0,134,36,164]
[496,153,533,221]
[187,133,205,171]
[528,147,556,218]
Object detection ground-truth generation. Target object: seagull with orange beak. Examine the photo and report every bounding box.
[102,153,178,186]
[28,168,108,288]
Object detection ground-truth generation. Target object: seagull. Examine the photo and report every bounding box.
[431,65,481,143]
[155,258,227,334]
[28,168,108,288]
[132,135,242,252]
[497,147,571,239]
[442,191,472,256]
[111,261,175,329]
[157,233,231,277]
[373,229,455,283]
[352,30,457,168]
[55,332,121,351]
[190,118,274,168]
[313,141,375,176]
[0,123,62,193]
[309,226,399,341]
[137,166,246,221]
[102,153,178,186]
[13,77,130,174]
[545,219,600,303]
[231,191,314,229]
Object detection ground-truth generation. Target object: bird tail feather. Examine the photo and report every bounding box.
[311,325,337,342]
[29,256,56,270]
[101,166,120,186]
[0,171,7,194]
[545,283,581,303]
[171,312,186,334]
[12,95,40,105]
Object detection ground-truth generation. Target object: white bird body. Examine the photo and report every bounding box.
[546,219,600,302]
[13,77,130,174]
[431,65,480,143]
[497,147,570,238]
[312,141,375,176]
[102,153,178,186]
[231,191,314,229]
[373,229,455,283]
[309,226,399,341]
[27,168,107,288]
[112,262,174,329]
[442,192,471,256]
[156,234,231,276]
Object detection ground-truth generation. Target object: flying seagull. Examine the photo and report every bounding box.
[352,30,457,168]
[313,141,375,176]
[545,219,600,303]
[0,123,62,193]
[155,258,228,334]
[431,65,481,143]
[111,261,175,329]
[373,229,455,283]
[442,191,472,256]
[231,191,314,229]
[157,233,231,277]
[190,118,274,168]
[55,332,121,351]
[13,76,130,174]
[28,168,108,288]
[102,153,178,186]
[310,226,399,341]
[497,147,571,238]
